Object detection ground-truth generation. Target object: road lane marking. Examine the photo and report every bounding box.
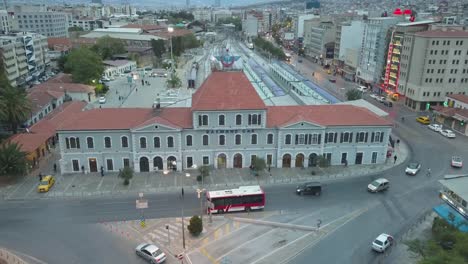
[63,174,78,193]
[6,175,33,199]
[200,247,219,264]
[96,178,104,190]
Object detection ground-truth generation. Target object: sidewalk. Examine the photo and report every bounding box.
[0,138,410,201]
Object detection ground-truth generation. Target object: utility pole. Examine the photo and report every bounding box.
[181,187,185,249]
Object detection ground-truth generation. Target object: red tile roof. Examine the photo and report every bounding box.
[58,107,192,131]
[414,30,468,38]
[192,71,266,111]
[448,94,468,104]
[7,101,87,153]
[432,105,468,119]
[48,73,73,84]
[47,37,72,51]
[267,105,393,127]
[38,81,94,94]
[27,89,65,113]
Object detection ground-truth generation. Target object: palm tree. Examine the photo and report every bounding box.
[166,72,182,88]
[0,85,32,134]
[0,142,28,177]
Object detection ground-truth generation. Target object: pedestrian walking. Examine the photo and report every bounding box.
[100,166,104,177]
[38,173,43,181]
[81,165,85,174]
[426,168,431,177]
[394,155,398,164]
[53,163,57,173]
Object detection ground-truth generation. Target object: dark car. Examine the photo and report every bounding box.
[296,182,322,196]
[329,78,336,83]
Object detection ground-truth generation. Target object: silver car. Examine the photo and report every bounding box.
[135,243,166,264]
[405,162,421,175]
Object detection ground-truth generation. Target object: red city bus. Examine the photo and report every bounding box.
[206,186,265,214]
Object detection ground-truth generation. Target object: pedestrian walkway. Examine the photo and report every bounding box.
[0,138,410,201]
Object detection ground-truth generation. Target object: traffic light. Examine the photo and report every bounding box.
[461,120,465,126]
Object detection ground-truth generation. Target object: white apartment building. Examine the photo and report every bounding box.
[0,10,11,33]
[356,17,400,86]
[10,11,69,37]
[69,18,100,31]
[193,8,212,22]
[399,27,468,111]
[294,13,317,38]
[242,15,259,37]
[0,32,49,87]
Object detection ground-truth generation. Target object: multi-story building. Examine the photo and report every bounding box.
[0,10,12,33]
[294,13,317,39]
[10,8,70,37]
[335,20,365,81]
[242,14,259,37]
[193,8,212,22]
[381,21,434,95]
[303,20,335,61]
[398,26,468,111]
[69,18,100,31]
[356,17,400,87]
[57,71,392,174]
[0,32,49,87]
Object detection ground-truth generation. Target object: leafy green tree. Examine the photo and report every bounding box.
[166,72,182,88]
[346,89,363,101]
[151,39,166,59]
[0,142,28,177]
[119,166,134,185]
[0,86,31,134]
[57,54,70,73]
[197,165,210,182]
[216,17,242,31]
[188,215,203,236]
[65,47,104,84]
[252,157,266,176]
[405,239,427,259]
[68,26,84,32]
[92,36,126,60]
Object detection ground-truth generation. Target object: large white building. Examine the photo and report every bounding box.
[10,9,70,37]
[57,71,393,174]
[0,10,12,33]
[356,17,400,86]
[0,32,49,87]
[303,20,335,60]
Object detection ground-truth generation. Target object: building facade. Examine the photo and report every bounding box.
[356,17,400,86]
[0,10,11,33]
[399,27,468,110]
[10,11,70,37]
[303,20,335,60]
[0,32,49,87]
[57,72,393,174]
[69,18,100,31]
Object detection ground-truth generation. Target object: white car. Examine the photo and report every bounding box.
[369,94,379,100]
[367,178,389,193]
[98,96,106,104]
[372,233,394,252]
[428,124,443,132]
[440,129,456,138]
[451,156,463,168]
[135,243,166,263]
[357,85,368,92]
[405,162,421,175]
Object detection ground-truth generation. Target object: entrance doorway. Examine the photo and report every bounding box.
[308,153,318,167]
[355,152,363,165]
[217,154,227,169]
[233,153,243,168]
[139,157,149,172]
[88,158,98,172]
[295,154,304,168]
[282,154,291,168]
[153,157,163,170]
[341,153,348,165]
[167,156,177,171]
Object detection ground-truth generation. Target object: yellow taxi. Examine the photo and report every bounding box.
[416,116,431,125]
[327,69,332,75]
[38,175,55,193]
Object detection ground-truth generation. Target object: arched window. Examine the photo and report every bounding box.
[235,134,241,145]
[86,137,94,149]
[186,135,193,146]
[121,136,128,148]
[219,135,225,145]
[267,133,273,144]
[167,136,174,148]
[251,134,257,145]
[285,134,291,145]
[139,137,147,148]
[104,137,111,148]
[236,114,242,125]
[153,137,160,148]
[202,135,209,146]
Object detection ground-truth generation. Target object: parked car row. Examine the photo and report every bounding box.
[369,93,393,107]
[423,120,457,138]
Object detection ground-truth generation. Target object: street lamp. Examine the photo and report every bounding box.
[181,171,190,250]
[168,26,174,72]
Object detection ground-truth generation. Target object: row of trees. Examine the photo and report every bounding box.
[136,11,194,24]
[253,37,286,60]
[216,17,242,31]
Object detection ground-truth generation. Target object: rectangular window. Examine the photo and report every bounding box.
[296,134,305,144]
[186,157,193,168]
[106,159,114,171]
[154,137,160,148]
[219,135,225,145]
[267,134,273,144]
[186,135,192,146]
[198,115,208,126]
[236,114,242,125]
[104,137,111,148]
[203,156,209,165]
[356,132,367,143]
[167,137,174,148]
[203,135,209,146]
[123,158,130,168]
[371,152,378,164]
[218,115,225,126]
[235,134,241,145]
[72,159,80,171]
[267,154,272,165]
